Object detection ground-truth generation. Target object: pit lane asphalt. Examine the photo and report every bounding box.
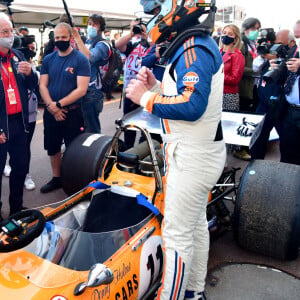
[1,93,299,299]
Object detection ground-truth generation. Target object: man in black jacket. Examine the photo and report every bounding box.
[250,29,296,159]
[0,13,38,219]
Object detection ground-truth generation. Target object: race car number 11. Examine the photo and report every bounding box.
[138,236,164,298]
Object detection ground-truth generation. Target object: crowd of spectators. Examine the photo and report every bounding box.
[0,5,298,300]
[0,10,299,219]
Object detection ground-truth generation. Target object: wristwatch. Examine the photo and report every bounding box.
[56,101,62,109]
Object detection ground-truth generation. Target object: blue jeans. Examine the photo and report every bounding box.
[82,87,103,133]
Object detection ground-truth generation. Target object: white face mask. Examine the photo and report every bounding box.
[0,36,14,49]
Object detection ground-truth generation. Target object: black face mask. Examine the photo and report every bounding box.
[20,48,36,61]
[284,45,291,52]
[55,40,70,52]
[222,35,235,45]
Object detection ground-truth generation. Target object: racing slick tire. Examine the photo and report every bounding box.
[61,133,114,195]
[233,160,300,260]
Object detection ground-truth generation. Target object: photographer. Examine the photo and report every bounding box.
[19,35,39,190]
[276,21,300,165]
[142,42,167,82]
[115,19,151,149]
[72,14,111,134]
[250,29,296,160]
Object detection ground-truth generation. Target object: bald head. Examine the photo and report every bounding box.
[54,22,72,37]
[275,29,295,49]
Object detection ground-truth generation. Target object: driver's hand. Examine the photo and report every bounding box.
[125,79,148,105]
[136,66,157,90]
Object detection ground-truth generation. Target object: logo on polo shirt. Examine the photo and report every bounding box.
[183,72,199,87]
[65,67,74,74]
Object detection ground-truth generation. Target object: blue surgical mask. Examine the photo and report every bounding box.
[87,26,98,39]
[222,35,235,45]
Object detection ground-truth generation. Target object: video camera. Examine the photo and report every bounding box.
[132,18,147,35]
[257,28,276,56]
[263,43,290,83]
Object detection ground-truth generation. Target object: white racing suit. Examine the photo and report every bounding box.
[140,35,226,300]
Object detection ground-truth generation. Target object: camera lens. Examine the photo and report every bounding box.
[133,25,142,35]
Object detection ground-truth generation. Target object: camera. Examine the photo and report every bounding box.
[257,28,276,56]
[263,44,289,83]
[132,18,146,35]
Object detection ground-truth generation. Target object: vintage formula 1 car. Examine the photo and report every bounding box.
[0,117,299,299]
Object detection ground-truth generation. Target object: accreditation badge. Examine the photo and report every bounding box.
[7,87,17,104]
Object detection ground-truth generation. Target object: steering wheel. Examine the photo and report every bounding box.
[0,209,46,252]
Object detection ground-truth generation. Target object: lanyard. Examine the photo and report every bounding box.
[293,46,299,58]
[1,61,12,88]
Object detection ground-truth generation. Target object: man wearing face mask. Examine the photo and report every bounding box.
[239,17,261,113]
[72,14,111,133]
[232,17,261,161]
[0,13,38,219]
[250,29,297,160]
[19,35,39,191]
[39,22,90,193]
[276,21,300,165]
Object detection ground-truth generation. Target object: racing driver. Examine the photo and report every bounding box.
[126,1,226,299]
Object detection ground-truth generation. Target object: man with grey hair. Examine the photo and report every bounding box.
[250,29,297,160]
[0,13,38,219]
[39,22,91,193]
[278,21,300,164]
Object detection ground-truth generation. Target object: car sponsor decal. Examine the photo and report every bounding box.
[91,286,110,300]
[50,296,68,300]
[138,235,164,298]
[114,262,131,283]
[114,274,139,299]
[182,71,199,87]
[82,134,104,147]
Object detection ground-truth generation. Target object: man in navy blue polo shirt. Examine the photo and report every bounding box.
[39,22,90,193]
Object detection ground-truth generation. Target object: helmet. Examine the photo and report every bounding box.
[140,0,215,43]
[140,0,165,15]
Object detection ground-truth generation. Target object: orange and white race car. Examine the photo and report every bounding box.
[0,119,299,300]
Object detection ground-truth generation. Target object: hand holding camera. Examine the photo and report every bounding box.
[131,19,147,38]
[286,58,300,73]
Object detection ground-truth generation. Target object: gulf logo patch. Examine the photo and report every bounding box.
[183,72,199,87]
